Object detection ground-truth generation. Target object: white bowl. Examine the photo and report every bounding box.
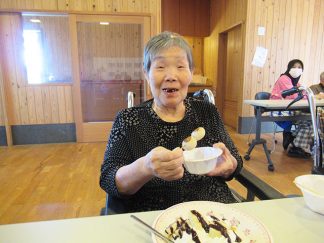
[294,174,324,215]
[183,147,222,175]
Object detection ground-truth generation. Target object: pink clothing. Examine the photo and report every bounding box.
[270,75,304,100]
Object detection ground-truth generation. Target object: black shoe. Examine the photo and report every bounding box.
[287,147,311,159]
[283,131,295,150]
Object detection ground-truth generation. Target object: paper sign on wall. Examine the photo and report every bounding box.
[251,46,268,68]
[258,26,266,36]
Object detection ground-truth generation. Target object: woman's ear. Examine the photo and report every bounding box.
[143,68,149,83]
[189,70,194,84]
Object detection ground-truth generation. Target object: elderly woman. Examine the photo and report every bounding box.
[100,32,243,213]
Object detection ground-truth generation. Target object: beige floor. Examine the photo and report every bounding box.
[0,127,313,225]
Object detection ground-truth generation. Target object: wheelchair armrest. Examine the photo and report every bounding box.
[100,194,128,215]
[235,167,285,201]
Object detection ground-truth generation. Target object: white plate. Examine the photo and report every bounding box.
[152,201,273,243]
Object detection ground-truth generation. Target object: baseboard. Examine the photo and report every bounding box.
[2,119,280,145]
[11,123,76,145]
[0,126,7,146]
[238,116,283,134]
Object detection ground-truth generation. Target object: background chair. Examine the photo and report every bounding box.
[247,92,278,147]
[244,91,279,171]
[100,90,285,215]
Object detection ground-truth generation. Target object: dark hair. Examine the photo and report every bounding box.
[143,31,193,73]
[286,59,304,72]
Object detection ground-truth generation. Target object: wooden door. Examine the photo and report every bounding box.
[161,0,210,37]
[219,25,243,129]
[70,14,152,142]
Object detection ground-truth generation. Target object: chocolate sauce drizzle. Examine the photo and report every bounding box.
[165,209,242,243]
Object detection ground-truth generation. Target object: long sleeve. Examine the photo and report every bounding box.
[99,110,134,198]
[271,75,306,100]
[271,75,294,99]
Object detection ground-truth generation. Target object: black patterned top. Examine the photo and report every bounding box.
[100,97,243,213]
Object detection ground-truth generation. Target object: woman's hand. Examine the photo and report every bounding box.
[144,146,184,181]
[206,142,238,178]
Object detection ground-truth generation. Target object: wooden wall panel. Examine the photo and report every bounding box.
[206,0,324,118]
[0,65,5,125]
[33,86,45,124]
[0,0,57,10]
[0,13,24,125]
[241,0,324,117]
[183,37,204,76]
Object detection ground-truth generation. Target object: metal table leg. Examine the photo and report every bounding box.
[244,107,275,171]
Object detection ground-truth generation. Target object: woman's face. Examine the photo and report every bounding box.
[289,62,303,79]
[144,46,193,109]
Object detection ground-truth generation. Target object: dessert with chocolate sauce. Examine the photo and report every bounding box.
[165,209,243,243]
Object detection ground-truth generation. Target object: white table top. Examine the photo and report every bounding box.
[0,197,323,243]
[244,99,324,109]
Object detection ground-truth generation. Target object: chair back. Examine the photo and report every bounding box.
[254,92,271,115]
[193,89,215,105]
[255,92,271,100]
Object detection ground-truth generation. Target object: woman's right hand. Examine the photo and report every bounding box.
[144,146,184,181]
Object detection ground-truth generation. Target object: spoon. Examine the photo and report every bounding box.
[130,215,174,243]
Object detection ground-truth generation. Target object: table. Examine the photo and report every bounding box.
[0,197,323,243]
[244,99,324,171]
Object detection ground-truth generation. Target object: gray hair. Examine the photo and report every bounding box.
[320,72,324,81]
[143,31,194,73]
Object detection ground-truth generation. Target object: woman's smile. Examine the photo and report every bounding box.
[162,87,180,97]
[162,88,179,93]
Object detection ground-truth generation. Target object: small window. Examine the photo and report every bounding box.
[22,14,72,84]
[23,29,44,84]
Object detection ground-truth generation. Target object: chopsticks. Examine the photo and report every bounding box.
[130,214,174,243]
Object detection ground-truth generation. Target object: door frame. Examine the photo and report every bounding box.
[217,22,244,130]
[69,14,152,142]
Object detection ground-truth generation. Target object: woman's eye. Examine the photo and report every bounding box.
[153,65,164,69]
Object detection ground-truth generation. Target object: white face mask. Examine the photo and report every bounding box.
[289,67,303,78]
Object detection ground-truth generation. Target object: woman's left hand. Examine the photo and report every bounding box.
[206,142,238,178]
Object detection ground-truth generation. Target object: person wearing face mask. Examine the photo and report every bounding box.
[271,59,304,99]
[270,59,312,158]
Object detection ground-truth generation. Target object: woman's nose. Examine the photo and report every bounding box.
[164,67,177,81]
